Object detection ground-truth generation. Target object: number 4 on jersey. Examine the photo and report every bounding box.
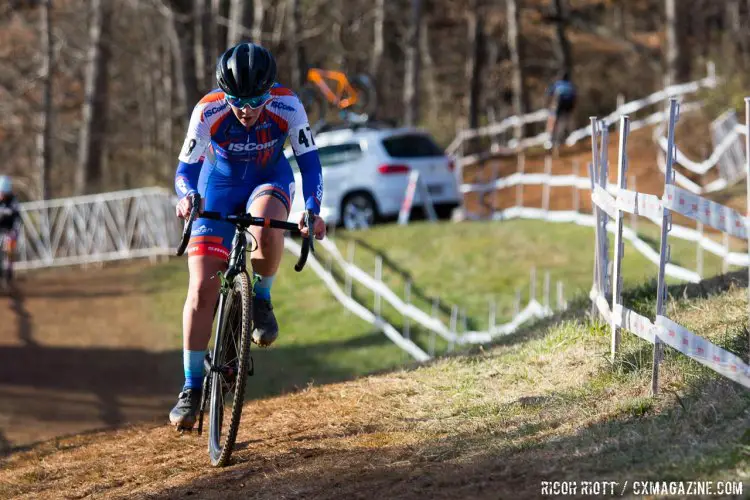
[298,126,316,149]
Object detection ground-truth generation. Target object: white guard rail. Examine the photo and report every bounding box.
[16,187,180,271]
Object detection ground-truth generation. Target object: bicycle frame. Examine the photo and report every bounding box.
[306,68,359,109]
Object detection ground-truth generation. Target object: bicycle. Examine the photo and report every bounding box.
[299,68,377,130]
[0,231,14,292]
[175,193,314,467]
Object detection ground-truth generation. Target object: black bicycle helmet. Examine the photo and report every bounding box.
[216,43,277,97]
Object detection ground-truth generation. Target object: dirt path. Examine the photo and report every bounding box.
[0,262,182,452]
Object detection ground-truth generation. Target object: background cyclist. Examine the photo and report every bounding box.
[0,175,20,287]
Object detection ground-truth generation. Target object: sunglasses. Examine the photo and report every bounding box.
[225,92,271,109]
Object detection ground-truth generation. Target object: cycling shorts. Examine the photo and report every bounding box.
[187,156,296,260]
[554,95,576,115]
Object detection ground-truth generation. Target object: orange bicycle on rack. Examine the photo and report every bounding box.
[299,68,377,129]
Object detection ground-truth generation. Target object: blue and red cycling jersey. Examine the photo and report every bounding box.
[174,83,323,260]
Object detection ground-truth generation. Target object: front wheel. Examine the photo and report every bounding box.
[0,243,9,291]
[207,271,253,467]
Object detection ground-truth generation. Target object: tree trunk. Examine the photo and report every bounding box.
[215,0,229,49]
[465,0,483,130]
[76,0,111,195]
[271,0,287,50]
[169,0,201,111]
[665,0,678,85]
[203,0,219,88]
[287,0,305,91]
[252,0,264,44]
[725,0,748,68]
[160,35,174,173]
[551,0,573,77]
[665,0,691,84]
[420,14,439,125]
[36,0,53,200]
[227,0,247,46]
[506,0,528,139]
[370,0,385,78]
[403,0,421,126]
[194,0,207,90]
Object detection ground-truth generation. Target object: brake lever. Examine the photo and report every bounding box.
[305,210,316,254]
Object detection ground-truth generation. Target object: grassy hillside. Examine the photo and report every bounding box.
[144,218,732,404]
[147,257,414,402]
[2,269,748,499]
[330,219,731,332]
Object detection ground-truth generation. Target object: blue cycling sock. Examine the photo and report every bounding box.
[253,274,275,301]
[183,349,206,390]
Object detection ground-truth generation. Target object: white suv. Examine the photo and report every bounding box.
[286,124,460,230]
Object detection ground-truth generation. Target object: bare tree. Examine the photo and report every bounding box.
[194,0,207,89]
[550,0,573,78]
[36,0,52,200]
[168,0,201,111]
[370,0,385,77]
[252,0,264,44]
[271,0,287,50]
[227,0,248,46]
[403,0,421,126]
[76,0,111,195]
[420,14,439,125]
[215,0,229,49]
[287,0,305,91]
[465,0,484,130]
[506,0,528,138]
[724,0,748,68]
[665,0,678,85]
[664,0,691,85]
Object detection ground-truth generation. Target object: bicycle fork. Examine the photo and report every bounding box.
[197,289,230,435]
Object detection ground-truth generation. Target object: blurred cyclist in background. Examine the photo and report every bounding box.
[544,71,577,151]
[0,176,20,288]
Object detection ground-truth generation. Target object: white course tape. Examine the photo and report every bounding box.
[616,189,663,224]
[460,174,597,195]
[657,130,743,176]
[592,185,617,219]
[613,303,656,344]
[663,185,748,240]
[656,148,731,195]
[590,287,612,322]
[459,300,552,344]
[284,238,430,362]
[655,315,750,389]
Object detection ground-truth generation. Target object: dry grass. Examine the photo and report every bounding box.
[1,277,749,498]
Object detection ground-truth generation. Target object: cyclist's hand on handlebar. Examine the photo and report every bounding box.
[298,212,326,240]
[176,193,200,219]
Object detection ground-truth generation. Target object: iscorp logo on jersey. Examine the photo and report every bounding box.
[204,102,228,118]
[227,138,280,152]
[269,100,295,113]
[316,173,323,202]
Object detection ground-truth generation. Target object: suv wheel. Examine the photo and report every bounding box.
[342,194,376,230]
